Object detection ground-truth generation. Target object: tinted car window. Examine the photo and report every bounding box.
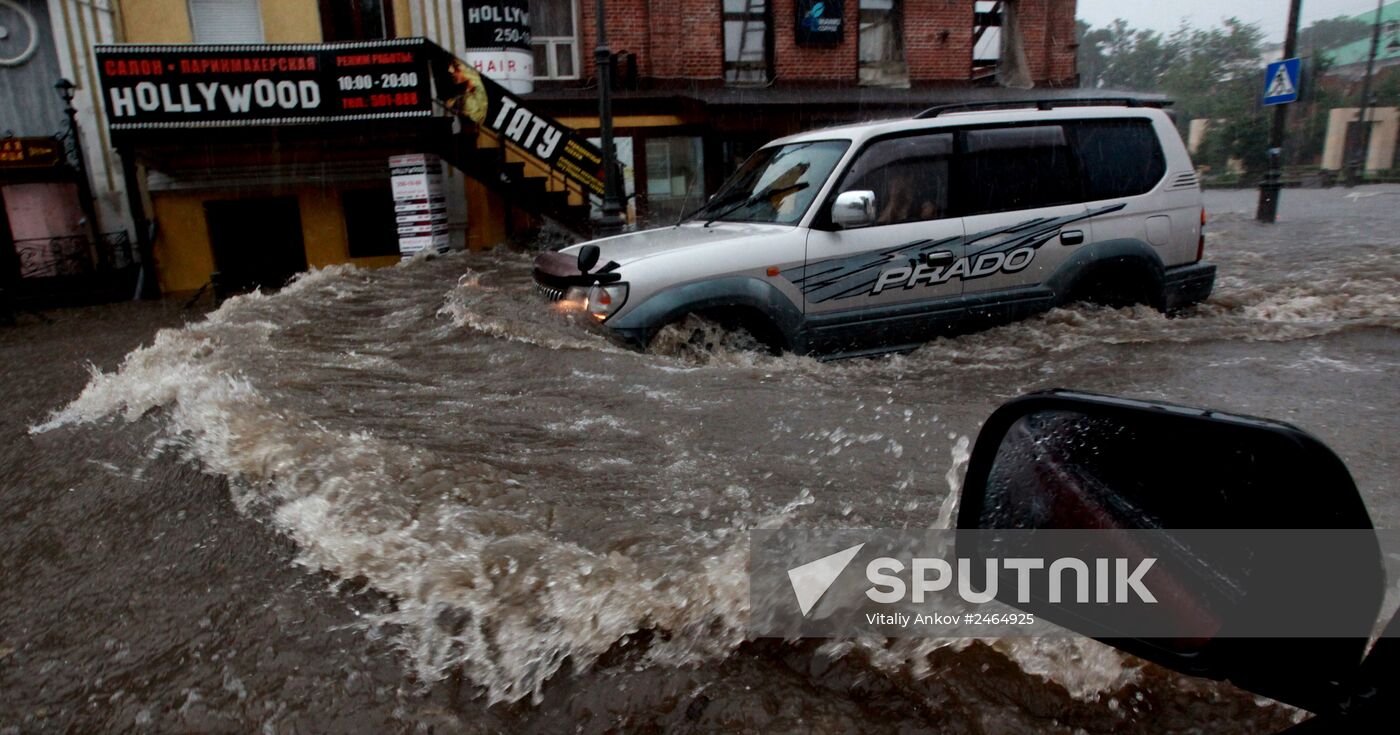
[957,125,1080,216]
[836,132,953,226]
[1066,119,1167,200]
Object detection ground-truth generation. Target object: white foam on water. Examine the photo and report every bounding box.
[36,222,1389,712]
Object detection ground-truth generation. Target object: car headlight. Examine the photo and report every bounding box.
[585,282,628,321]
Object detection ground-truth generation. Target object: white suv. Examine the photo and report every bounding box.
[533,100,1213,357]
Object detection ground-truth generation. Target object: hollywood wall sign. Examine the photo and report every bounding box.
[94,39,435,130]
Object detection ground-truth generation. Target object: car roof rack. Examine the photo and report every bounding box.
[913,97,1172,119]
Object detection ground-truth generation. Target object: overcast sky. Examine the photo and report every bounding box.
[1076,0,1382,43]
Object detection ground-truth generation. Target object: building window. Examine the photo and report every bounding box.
[319,0,395,42]
[188,0,265,44]
[723,0,770,85]
[530,0,579,80]
[859,0,907,87]
[643,137,705,224]
[972,1,1002,79]
[342,187,400,258]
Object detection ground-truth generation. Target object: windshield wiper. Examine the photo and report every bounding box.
[702,182,810,227]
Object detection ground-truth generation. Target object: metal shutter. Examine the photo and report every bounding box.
[188,0,265,44]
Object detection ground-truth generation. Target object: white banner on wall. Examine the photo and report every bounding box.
[389,153,450,257]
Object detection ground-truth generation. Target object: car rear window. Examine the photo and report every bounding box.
[1065,119,1167,201]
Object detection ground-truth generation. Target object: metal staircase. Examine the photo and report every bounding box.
[425,46,610,238]
[436,126,596,236]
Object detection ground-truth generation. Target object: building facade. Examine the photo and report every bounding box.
[1,0,136,305]
[529,0,1079,224]
[22,0,1078,298]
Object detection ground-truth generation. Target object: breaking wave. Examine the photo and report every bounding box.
[30,255,1153,708]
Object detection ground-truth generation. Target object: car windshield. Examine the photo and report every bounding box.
[690,140,850,225]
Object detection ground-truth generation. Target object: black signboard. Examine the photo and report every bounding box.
[0,137,63,168]
[94,39,434,130]
[433,50,611,197]
[462,0,531,51]
[795,0,844,45]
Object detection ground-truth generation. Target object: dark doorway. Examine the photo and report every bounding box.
[0,192,16,288]
[204,197,307,293]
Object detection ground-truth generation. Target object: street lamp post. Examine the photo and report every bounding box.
[55,79,100,243]
[593,0,626,234]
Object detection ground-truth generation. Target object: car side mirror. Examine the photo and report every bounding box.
[831,190,876,229]
[577,244,600,274]
[957,390,1383,716]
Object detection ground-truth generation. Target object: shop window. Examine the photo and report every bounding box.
[859,0,907,87]
[644,137,705,224]
[188,0,265,44]
[530,0,579,80]
[723,0,771,85]
[586,136,637,223]
[342,187,400,258]
[319,0,394,42]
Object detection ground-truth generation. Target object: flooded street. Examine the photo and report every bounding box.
[4,186,1398,733]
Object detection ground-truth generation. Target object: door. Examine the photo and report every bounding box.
[955,123,1089,324]
[204,197,307,292]
[802,131,965,352]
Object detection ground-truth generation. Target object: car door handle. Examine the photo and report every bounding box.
[1060,229,1085,246]
[922,251,956,267]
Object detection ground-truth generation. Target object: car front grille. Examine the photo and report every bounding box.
[534,280,564,302]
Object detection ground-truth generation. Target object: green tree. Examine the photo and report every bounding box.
[1075,16,1270,172]
[1077,19,1176,90]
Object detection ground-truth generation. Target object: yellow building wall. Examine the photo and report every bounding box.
[151,194,216,293]
[118,1,324,44]
[299,189,349,268]
[260,1,323,43]
[393,0,413,37]
[152,189,401,293]
[466,178,508,251]
[119,0,193,43]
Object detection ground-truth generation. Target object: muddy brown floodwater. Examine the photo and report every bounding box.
[3,187,1398,733]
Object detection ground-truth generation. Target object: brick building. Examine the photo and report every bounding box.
[522,0,1080,223]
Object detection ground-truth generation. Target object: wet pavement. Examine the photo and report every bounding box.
[3,186,1398,733]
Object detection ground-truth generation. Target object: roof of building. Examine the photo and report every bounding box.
[1324,1,1400,68]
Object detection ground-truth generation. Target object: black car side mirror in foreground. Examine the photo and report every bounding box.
[957,390,1389,721]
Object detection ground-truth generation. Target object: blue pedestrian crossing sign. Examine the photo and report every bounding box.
[1263,58,1301,106]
